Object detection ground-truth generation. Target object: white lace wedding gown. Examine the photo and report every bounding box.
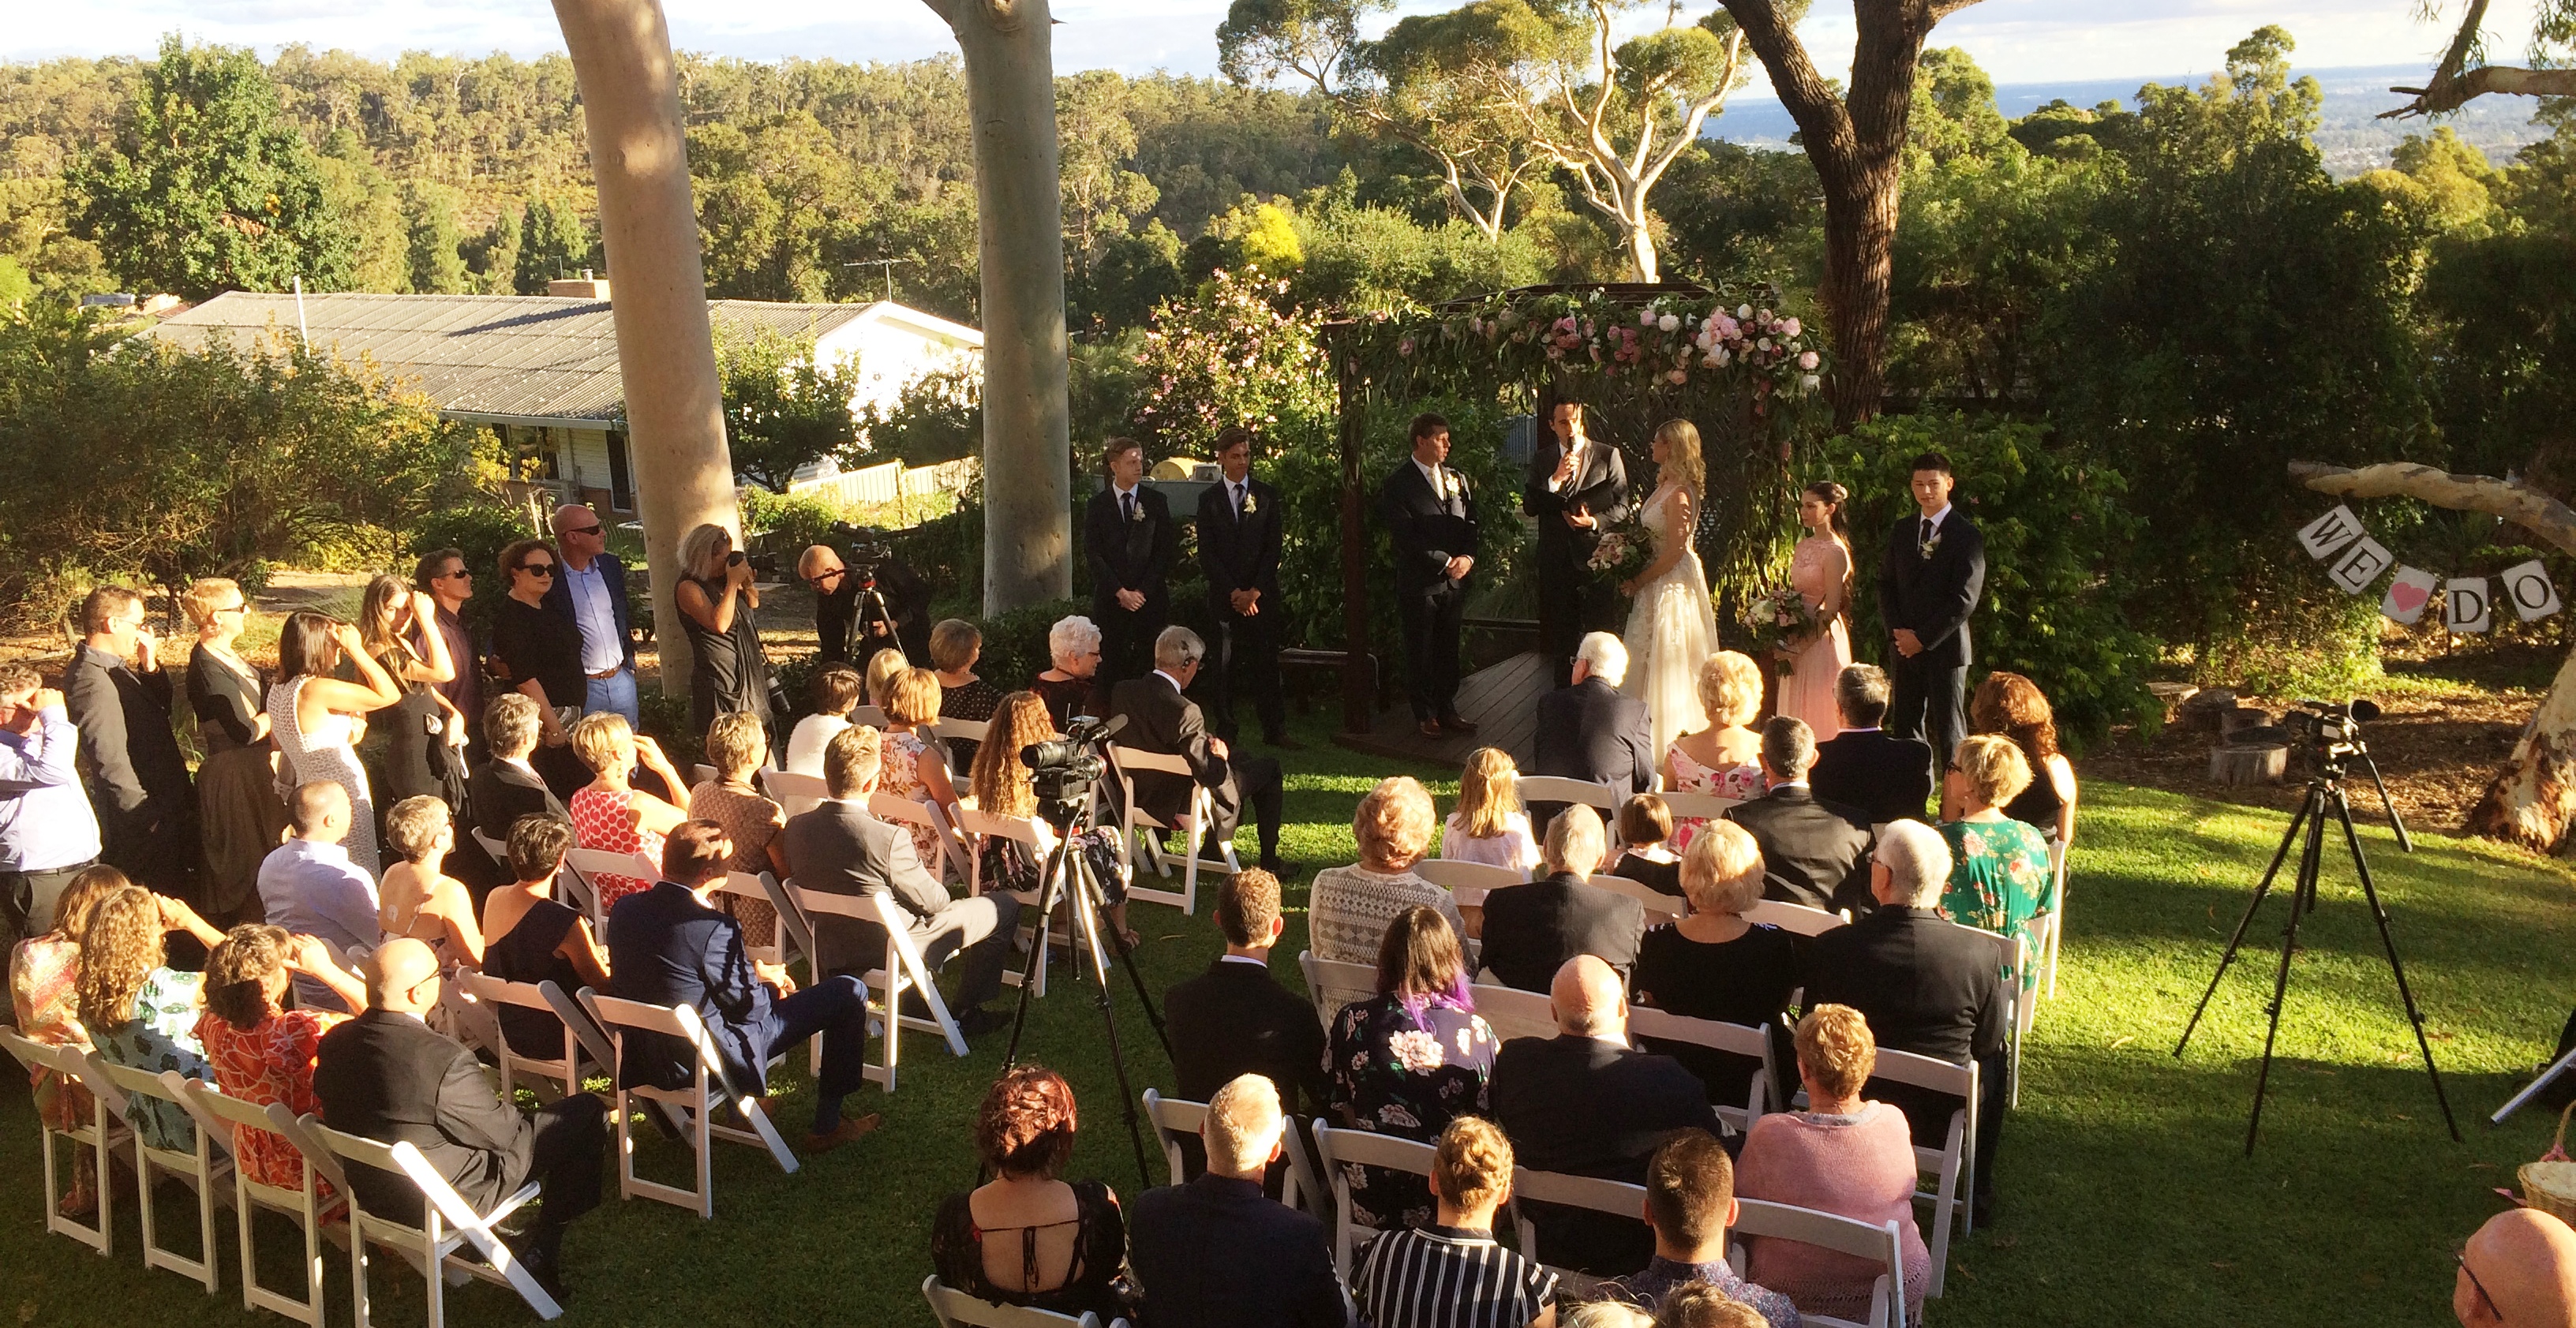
[1620,483,1719,759]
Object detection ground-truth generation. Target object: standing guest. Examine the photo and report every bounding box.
[1324,906,1498,1231]
[1084,436,1177,687]
[1165,868,1326,1114]
[1878,451,1986,768]
[1351,1115,1559,1328]
[377,795,485,968]
[196,925,371,1197]
[1632,822,1799,1109]
[801,541,932,668]
[313,938,605,1300]
[66,586,196,893]
[785,664,863,777]
[268,612,404,877]
[1309,775,1466,965]
[410,548,483,751]
[1381,411,1482,738]
[180,581,283,922]
[1664,652,1768,848]
[878,667,964,874]
[1532,633,1654,830]
[1488,956,1720,1275]
[932,1067,1136,1322]
[606,822,882,1152]
[358,574,471,815]
[688,712,791,946]
[9,866,125,1219]
[1723,716,1874,915]
[2455,1208,2576,1327]
[77,883,226,1150]
[930,618,1003,771]
[1196,425,1293,748]
[1937,735,2053,956]
[0,668,103,973]
[257,782,383,1012]
[1774,482,1855,737]
[1478,806,1646,992]
[566,712,689,915]
[1108,627,1287,874]
[968,692,1132,947]
[673,522,775,743]
[1128,1072,1349,1328]
[1609,794,1683,897]
[1525,399,1632,691]
[1032,615,1105,731]
[480,815,610,1058]
[1735,1004,1930,1326]
[488,538,586,795]
[1443,746,1541,873]
[467,694,569,846]
[1970,671,2080,847]
[544,503,639,726]
[1807,665,1934,826]
[1589,1130,1801,1328]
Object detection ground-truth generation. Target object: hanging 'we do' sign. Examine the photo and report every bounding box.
[2297,505,2563,634]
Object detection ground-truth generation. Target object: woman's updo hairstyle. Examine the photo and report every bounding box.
[974,1064,1080,1180]
[1804,481,1852,538]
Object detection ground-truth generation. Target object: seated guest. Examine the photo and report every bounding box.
[1735,1004,1929,1326]
[1808,664,1933,826]
[1609,794,1683,897]
[784,664,864,776]
[1533,632,1654,829]
[932,1066,1136,1321]
[313,938,605,1298]
[1663,651,1767,844]
[1651,1286,1771,1328]
[9,866,125,1220]
[1565,1307,1654,1328]
[566,711,690,914]
[257,781,381,1012]
[1167,869,1325,1110]
[606,821,883,1151]
[1490,955,1720,1275]
[481,815,610,1057]
[1590,1130,1799,1328]
[783,725,1021,1038]
[1352,1116,1558,1328]
[1803,821,2005,1225]
[1969,671,2078,847]
[1032,614,1104,732]
[1442,746,1541,872]
[968,690,1132,948]
[377,795,484,968]
[1325,906,1497,1230]
[1937,735,2053,956]
[1129,1072,1349,1328]
[930,618,1004,770]
[1478,806,1645,992]
[687,711,790,947]
[2456,1208,2576,1327]
[1723,716,1873,915]
[1108,627,1287,873]
[877,667,964,873]
[864,643,912,716]
[1632,822,1799,1109]
[468,694,569,847]
[1309,775,1467,964]
[77,881,226,1150]
[197,925,370,1197]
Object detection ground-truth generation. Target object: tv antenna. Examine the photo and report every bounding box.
[843,258,912,304]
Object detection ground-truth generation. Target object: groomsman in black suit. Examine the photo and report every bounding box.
[1878,451,1987,770]
[1525,400,1632,690]
[1379,412,1481,739]
[1196,426,1292,747]
[1084,436,1178,687]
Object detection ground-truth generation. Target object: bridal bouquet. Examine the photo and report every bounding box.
[1587,508,1655,593]
[1739,584,1822,673]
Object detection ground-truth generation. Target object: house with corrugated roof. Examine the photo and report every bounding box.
[146,284,981,518]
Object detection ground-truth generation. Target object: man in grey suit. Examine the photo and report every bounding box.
[781,724,1020,1038]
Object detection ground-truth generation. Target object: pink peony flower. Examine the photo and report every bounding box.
[1798,350,1820,370]
[1657,313,1681,333]
[1780,316,1802,337]
[1666,368,1687,384]
[1639,309,1657,327]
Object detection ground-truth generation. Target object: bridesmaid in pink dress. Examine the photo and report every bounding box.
[1777,481,1854,736]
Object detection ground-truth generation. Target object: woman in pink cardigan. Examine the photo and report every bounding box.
[1734,1003,1930,1323]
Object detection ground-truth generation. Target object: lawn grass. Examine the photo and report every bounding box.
[4,717,2574,1326]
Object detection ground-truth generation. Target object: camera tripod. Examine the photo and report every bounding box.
[2175,743,2460,1154]
[846,567,901,660]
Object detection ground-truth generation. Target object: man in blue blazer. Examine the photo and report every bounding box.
[1129,1073,1351,1328]
[543,503,638,726]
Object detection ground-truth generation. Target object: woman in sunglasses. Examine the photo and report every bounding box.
[489,537,586,759]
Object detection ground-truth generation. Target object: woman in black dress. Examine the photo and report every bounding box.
[672,523,774,743]
[1970,671,2079,847]
[489,538,587,798]
[182,578,286,923]
[931,1066,1133,1321]
[1632,819,1801,1112]
[1030,614,1103,732]
[476,815,608,1057]
[930,618,1003,770]
[358,574,470,816]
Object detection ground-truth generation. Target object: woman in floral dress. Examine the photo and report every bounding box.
[9,867,128,1218]
[195,925,369,1196]
[1324,906,1496,1232]
[1661,651,1768,851]
[1936,736,2054,956]
[77,883,227,1151]
[880,667,964,876]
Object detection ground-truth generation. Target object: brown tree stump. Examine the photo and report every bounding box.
[2218,706,2275,738]
[2178,689,2241,733]
[2211,744,2288,786]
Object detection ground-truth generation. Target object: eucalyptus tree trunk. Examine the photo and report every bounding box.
[925,0,1074,612]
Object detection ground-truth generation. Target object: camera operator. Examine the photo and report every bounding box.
[1108,627,1286,877]
[800,531,931,668]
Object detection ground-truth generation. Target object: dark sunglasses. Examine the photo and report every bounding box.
[434,567,473,581]
[564,524,604,537]
[519,562,557,578]
[213,604,247,616]
[804,568,846,587]
[2457,1246,2498,1319]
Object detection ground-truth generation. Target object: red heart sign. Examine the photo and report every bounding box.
[2391,582,2430,612]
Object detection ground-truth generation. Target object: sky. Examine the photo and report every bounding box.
[0,0,2538,95]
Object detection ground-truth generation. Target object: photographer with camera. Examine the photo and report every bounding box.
[1108,627,1287,877]
[673,523,776,743]
[801,529,932,670]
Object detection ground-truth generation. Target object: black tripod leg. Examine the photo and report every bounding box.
[2331,791,2462,1141]
[2245,799,2326,1155]
[1065,851,1159,1188]
[2178,790,2313,1057]
[998,840,1071,1074]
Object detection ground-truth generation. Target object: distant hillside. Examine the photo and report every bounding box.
[1706,62,2552,176]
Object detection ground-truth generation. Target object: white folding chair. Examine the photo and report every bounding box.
[1743,899,1850,937]
[1465,982,1560,1045]
[923,1272,1125,1328]
[869,790,975,883]
[760,766,829,819]
[691,763,717,789]
[471,827,512,873]
[1107,743,1235,914]
[1586,873,1686,918]
[1311,1121,1440,1277]
[957,805,1071,999]
[784,881,970,1093]
[0,1028,122,1255]
[174,1078,350,1326]
[1658,790,1742,822]
[456,972,605,1102]
[1730,1199,1907,1328]
[301,1116,563,1326]
[1937,918,2024,1108]
[1519,776,1621,821]
[86,1054,232,1292]
[578,991,800,1218]
[711,870,789,965]
[1414,859,1530,893]
[2043,837,2069,998]
[1297,950,1378,1033]
[1871,1046,1975,1297]
[1628,1007,1775,1132]
[853,704,890,728]
[1508,1166,1651,1284]
[1139,1089,1323,1214]
[562,847,651,928]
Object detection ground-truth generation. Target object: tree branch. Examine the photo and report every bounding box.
[2385,62,2576,117]
[918,0,960,28]
[1718,0,1853,167]
[2290,460,2576,559]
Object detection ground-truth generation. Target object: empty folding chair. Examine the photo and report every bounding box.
[577,990,801,1217]
[85,1053,231,1292]
[0,1027,122,1255]
[174,1078,346,1327]
[300,1116,563,1326]
[1508,1167,1652,1286]
[1868,1046,1975,1297]
[923,1273,1126,1328]
[784,881,970,1093]
[1296,951,1378,1033]
[1310,1122,1442,1277]
[1729,1199,1908,1328]
[1107,743,1235,914]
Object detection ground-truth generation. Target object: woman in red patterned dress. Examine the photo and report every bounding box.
[193,924,369,1195]
[566,712,690,911]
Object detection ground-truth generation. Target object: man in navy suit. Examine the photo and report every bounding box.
[1378,412,1481,739]
[1196,426,1293,747]
[1808,663,1937,825]
[1525,399,1632,690]
[542,503,638,726]
[1129,1072,1351,1328]
[1530,632,1656,829]
[603,821,882,1153]
[1878,451,1986,771]
[1084,436,1178,687]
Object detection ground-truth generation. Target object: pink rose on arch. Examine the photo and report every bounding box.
[1798,350,1820,370]
[1398,337,1416,357]
[1555,316,1578,334]
[1780,316,1802,337]
[1666,368,1687,384]
[1640,309,1657,327]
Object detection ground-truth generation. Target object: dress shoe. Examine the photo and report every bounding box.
[1259,857,1293,880]
[957,1005,1013,1038]
[1417,719,1443,739]
[1439,714,1480,735]
[801,1113,884,1154]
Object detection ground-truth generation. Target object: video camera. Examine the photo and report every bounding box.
[2280,697,2381,759]
[826,521,896,576]
[1022,713,1124,823]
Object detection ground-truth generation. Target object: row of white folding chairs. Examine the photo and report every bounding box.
[924,1273,1131,1328]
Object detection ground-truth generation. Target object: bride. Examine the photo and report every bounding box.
[1618,419,1720,758]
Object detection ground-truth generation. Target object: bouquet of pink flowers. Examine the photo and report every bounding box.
[1739,584,1823,674]
[1587,507,1655,593]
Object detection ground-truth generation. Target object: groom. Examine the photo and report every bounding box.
[1878,450,1986,769]
[1525,400,1632,690]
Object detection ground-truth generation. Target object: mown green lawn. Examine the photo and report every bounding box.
[4,720,2572,1326]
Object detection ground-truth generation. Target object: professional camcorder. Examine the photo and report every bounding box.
[1022,713,1122,818]
[2280,697,2382,758]
[826,520,895,574]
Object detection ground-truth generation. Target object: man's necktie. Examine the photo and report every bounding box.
[1122,492,1136,524]
[1919,517,1936,557]
[1231,483,1244,518]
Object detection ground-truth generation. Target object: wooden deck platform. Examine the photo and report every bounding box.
[1334,651,1550,770]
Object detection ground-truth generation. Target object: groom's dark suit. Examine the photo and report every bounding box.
[1878,505,1986,770]
[1196,473,1287,743]
[1380,458,1480,725]
[1525,432,1631,690]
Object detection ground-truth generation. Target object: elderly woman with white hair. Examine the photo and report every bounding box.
[1309,776,1470,965]
[672,522,776,742]
[1032,614,1103,732]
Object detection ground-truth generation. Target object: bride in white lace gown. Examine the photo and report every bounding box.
[1619,420,1720,758]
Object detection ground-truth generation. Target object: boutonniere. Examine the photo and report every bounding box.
[1129,498,1148,524]
[1241,492,1257,515]
[1919,528,1943,559]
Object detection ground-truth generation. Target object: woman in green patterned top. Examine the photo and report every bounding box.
[76,880,226,1150]
[1934,735,2054,957]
